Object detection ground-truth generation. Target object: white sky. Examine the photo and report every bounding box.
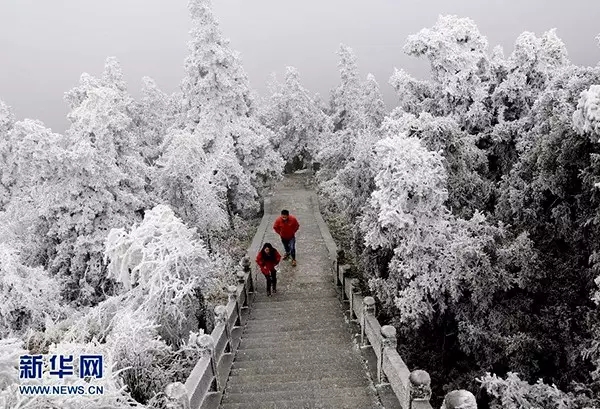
[0,0,599,133]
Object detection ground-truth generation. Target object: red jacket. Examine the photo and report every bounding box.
[273,215,299,240]
[256,249,281,276]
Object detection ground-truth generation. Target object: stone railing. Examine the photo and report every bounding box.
[310,192,478,409]
[164,198,273,409]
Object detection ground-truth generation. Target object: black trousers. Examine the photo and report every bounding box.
[265,268,277,294]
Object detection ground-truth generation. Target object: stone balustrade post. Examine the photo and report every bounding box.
[361,296,375,346]
[338,265,350,301]
[349,278,360,320]
[227,285,237,304]
[241,256,253,293]
[409,369,432,406]
[237,270,249,307]
[336,249,345,283]
[378,325,397,383]
[228,285,241,327]
[164,382,190,409]
[214,305,231,352]
[196,333,220,391]
[441,390,477,409]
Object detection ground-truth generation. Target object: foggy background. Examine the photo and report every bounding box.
[0,0,599,133]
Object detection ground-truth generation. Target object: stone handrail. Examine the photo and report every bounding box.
[167,198,273,409]
[310,193,478,409]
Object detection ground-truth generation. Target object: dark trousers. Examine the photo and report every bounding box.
[265,268,277,294]
[281,237,296,260]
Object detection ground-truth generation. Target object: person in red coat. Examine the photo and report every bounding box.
[255,242,281,296]
[273,209,300,266]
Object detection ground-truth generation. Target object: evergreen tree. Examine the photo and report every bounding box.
[179,0,283,216]
[261,66,332,172]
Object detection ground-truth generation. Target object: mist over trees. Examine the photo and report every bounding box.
[1,0,600,407]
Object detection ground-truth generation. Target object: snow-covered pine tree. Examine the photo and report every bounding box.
[261,66,332,172]
[134,76,178,166]
[318,45,386,182]
[153,128,229,236]
[362,73,386,130]
[179,0,283,217]
[317,45,365,179]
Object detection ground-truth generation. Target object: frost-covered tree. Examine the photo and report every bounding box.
[261,67,332,172]
[65,57,149,190]
[359,134,449,259]
[0,100,15,208]
[495,63,600,389]
[356,130,541,385]
[179,0,283,216]
[389,68,440,116]
[153,128,229,235]
[484,30,571,182]
[104,204,230,344]
[0,243,66,337]
[318,45,384,179]
[479,372,593,409]
[0,59,152,304]
[380,111,489,218]
[329,44,363,131]
[133,77,178,166]
[362,74,386,130]
[573,84,600,141]
[403,15,493,132]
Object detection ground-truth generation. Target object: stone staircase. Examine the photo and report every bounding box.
[219,175,382,409]
[180,173,476,409]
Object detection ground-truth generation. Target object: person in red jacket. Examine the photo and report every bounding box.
[273,209,300,266]
[255,242,281,296]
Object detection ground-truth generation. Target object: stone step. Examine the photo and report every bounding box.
[229,360,363,376]
[224,369,367,387]
[219,397,379,409]
[225,375,368,394]
[239,327,351,342]
[220,386,376,405]
[241,324,350,337]
[232,355,361,370]
[238,337,352,350]
[234,348,355,362]
[250,298,341,309]
[241,319,345,335]
[264,282,337,291]
[248,305,344,322]
[247,310,343,321]
[252,293,338,303]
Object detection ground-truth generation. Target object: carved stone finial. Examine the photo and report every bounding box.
[381,325,397,349]
[441,390,477,409]
[196,334,215,356]
[214,305,227,326]
[350,278,360,293]
[363,296,376,315]
[164,382,190,409]
[236,270,246,283]
[409,369,432,401]
[227,285,237,302]
[241,256,251,272]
